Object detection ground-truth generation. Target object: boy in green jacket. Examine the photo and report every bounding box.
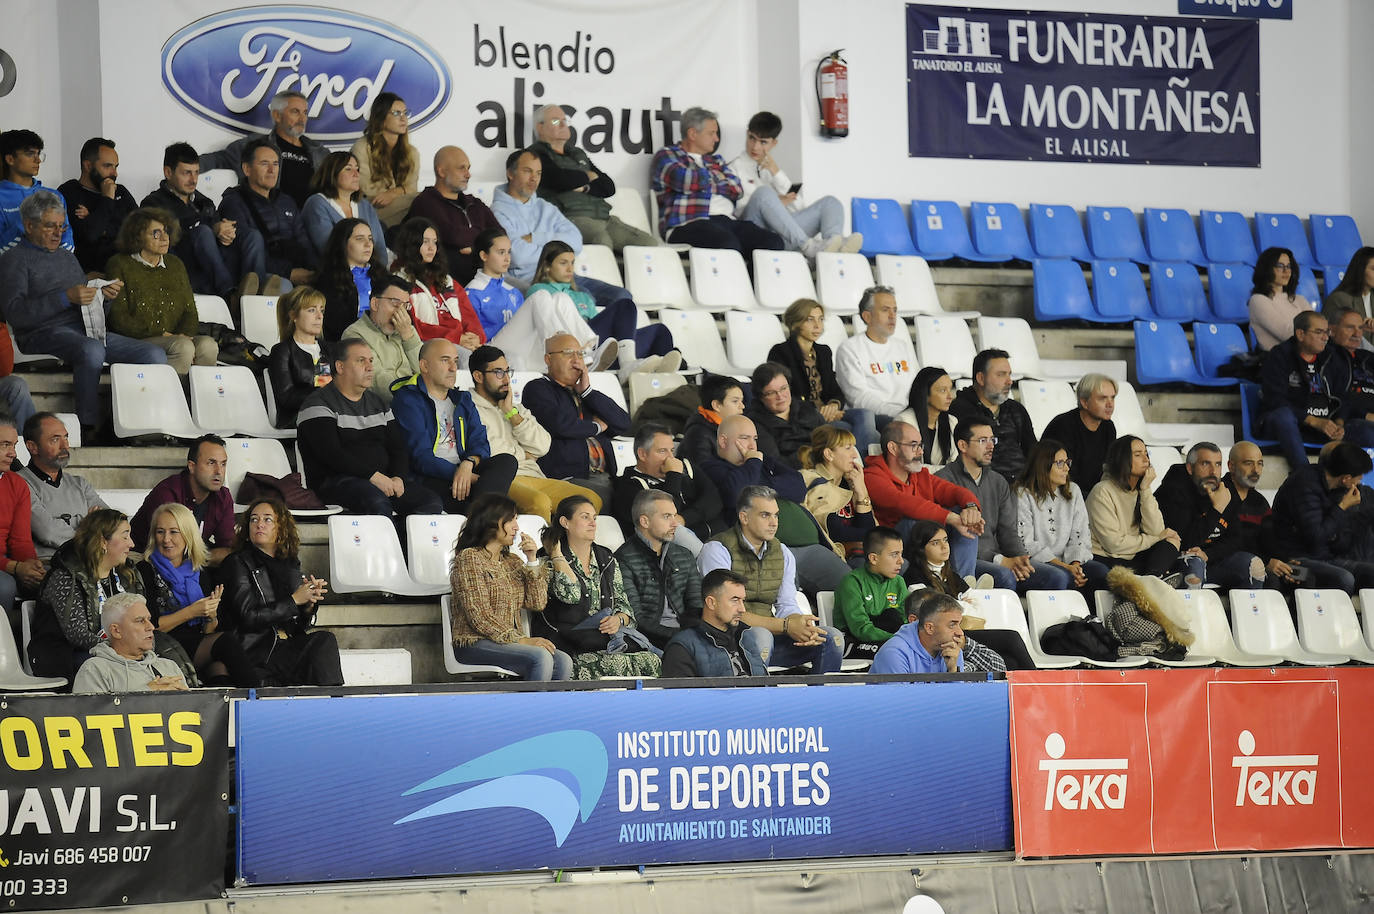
[834,527,908,660]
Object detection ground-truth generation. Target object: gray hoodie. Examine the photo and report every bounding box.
[72,642,186,694]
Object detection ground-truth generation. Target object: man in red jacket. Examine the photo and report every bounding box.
[862,420,983,578]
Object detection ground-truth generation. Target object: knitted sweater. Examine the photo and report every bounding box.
[449,547,549,646]
[0,238,88,341]
[1086,478,1166,559]
[105,253,201,338]
[1015,486,1093,564]
[20,465,107,560]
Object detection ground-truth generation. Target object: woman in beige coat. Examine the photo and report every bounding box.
[1086,435,1184,579]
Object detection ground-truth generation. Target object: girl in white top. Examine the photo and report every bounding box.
[1013,439,1108,592]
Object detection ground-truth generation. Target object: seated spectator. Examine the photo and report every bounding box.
[390,216,485,356]
[1259,310,1374,471]
[316,216,387,340]
[391,338,517,513]
[1268,441,1374,592]
[863,420,981,578]
[768,298,877,454]
[0,415,42,614]
[341,272,421,402]
[679,373,778,468]
[72,593,187,694]
[727,111,860,259]
[1042,374,1118,493]
[745,362,824,468]
[895,366,957,469]
[491,148,580,287]
[650,107,783,257]
[937,420,1061,592]
[0,365,34,441]
[661,568,766,678]
[199,90,327,208]
[1331,306,1374,417]
[59,137,137,274]
[836,286,916,426]
[1013,439,1108,593]
[143,141,262,298]
[1087,435,1183,578]
[0,129,74,254]
[349,92,420,228]
[105,206,218,374]
[870,590,1007,675]
[538,494,662,679]
[698,485,843,673]
[521,332,631,506]
[465,227,525,341]
[1250,246,1313,351]
[950,348,1037,483]
[449,493,571,681]
[297,339,443,519]
[530,104,658,251]
[0,190,166,442]
[136,502,257,687]
[834,527,908,660]
[612,422,724,555]
[1225,441,1297,584]
[407,146,501,284]
[467,345,598,520]
[21,412,107,561]
[131,434,234,564]
[299,151,388,267]
[797,424,875,564]
[216,138,311,288]
[218,498,341,686]
[1156,442,1265,589]
[1323,246,1374,349]
[267,286,332,428]
[617,489,704,649]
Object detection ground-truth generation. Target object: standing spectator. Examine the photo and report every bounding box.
[267,286,332,428]
[59,137,137,274]
[612,422,723,554]
[216,138,311,288]
[390,217,485,356]
[1268,441,1374,592]
[299,151,388,267]
[1155,442,1266,589]
[895,366,958,469]
[835,286,917,423]
[950,348,1037,482]
[1013,439,1109,593]
[661,568,766,678]
[199,90,328,208]
[1087,435,1184,578]
[1249,247,1313,351]
[1042,374,1118,493]
[0,129,73,254]
[341,273,422,403]
[617,489,704,650]
[768,298,877,454]
[679,373,778,468]
[316,216,388,341]
[71,594,188,694]
[349,92,420,229]
[21,412,108,560]
[407,146,502,284]
[130,434,234,563]
[833,527,908,660]
[745,362,824,468]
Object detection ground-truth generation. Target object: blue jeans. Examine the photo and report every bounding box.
[976,558,1088,593]
[0,375,35,434]
[895,519,977,579]
[314,474,444,521]
[740,185,844,250]
[747,623,844,673]
[180,222,267,294]
[1261,409,1374,474]
[835,408,880,456]
[454,639,573,681]
[21,321,168,427]
[1206,551,1265,589]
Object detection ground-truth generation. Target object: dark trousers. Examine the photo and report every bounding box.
[418,453,519,514]
[1094,540,1181,578]
[261,630,343,686]
[581,280,675,359]
[667,215,784,262]
[315,474,444,520]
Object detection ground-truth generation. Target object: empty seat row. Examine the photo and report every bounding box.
[1132,320,1247,388]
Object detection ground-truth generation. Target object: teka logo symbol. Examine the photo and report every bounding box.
[1038,732,1128,811]
[1232,729,1318,807]
[161,5,451,141]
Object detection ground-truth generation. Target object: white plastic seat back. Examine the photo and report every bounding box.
[1111,382,1234,448]
[689,248,758,312]
[623,246,696,310]
[328,515,430,596]
[586,372,629,412]
[725,311,785,373]
[194,294,235,329]
[196,169,236,206]
[1180,589,1277,666]
[515,514,548,557]
[1146,447,1183,492]
[594,516,625,551]
[1295,589,1374,662]
[914,315,975,380]
[1015,380,1076,438]
[189,365,294,439]
[1,601,66,690]
[223,437,292,504]
[1229,589,1349,666]
[440,595,519,677]
[1027,590,1148,667]
[1111,380,1150,439]
[110,363,207,440]
[965,588,1076,670]
[658,308,745,377]
[575,244,623,287]
[407,514,467,594]
[976,317,1045,379]
[875,254,955,316]
[1094,589,1216,666]
[753,250,817,311]
[814,252,874,314]
[240,294,281,350]
[1357,589,1374,652]
[819,313,850,352]
[467,181,499,206]
[628,372,687,414]
[608,189,654,236]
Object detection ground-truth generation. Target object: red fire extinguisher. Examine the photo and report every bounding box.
[816,49,848,138]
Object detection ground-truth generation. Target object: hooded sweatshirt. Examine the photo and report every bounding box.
[72,641,185,694]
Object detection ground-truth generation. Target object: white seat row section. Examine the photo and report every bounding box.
[112,363,292,441]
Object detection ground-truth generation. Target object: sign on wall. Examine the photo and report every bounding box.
[905,4,1260,166]
[1178,0,1292,21]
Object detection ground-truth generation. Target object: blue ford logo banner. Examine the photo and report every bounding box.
[161,5,451,142]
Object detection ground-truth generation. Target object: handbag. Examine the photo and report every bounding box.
[236,471,327,510]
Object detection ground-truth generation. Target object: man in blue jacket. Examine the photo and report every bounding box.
[390,338,517,514]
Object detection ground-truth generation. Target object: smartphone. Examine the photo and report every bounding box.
[787,182,803,194]
[1289,565,1311,583]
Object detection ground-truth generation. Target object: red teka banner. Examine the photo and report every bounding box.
[1009,668,1374,857]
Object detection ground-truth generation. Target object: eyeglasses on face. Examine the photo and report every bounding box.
[482,368,513,379]
[371,296,408,307]
[389,108,411,119]
[971,436,998,445]
[1052,458,1072,468]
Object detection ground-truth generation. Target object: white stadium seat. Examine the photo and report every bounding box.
[1091,589,1215,666]
[328,515,434,596]
[875,254,973,319]
[753,249,817,312]
[913,315,973,380]
[575,244,623,287]
[657,308,749,378]
[814,252,874,314]
[111,363,208,440]
[724,311,785,374]
[689,247,758,312]
[1229,589,1349,666]
[189,365,294,439]
[439,595,518,678]
[194,294,235,329]
[628,372,687,414]
[240,294,280,350]
[623,245,697,310]
[1294,589,1374,663]
[608,188,655,237]
[406,514,468,595]
[1,601,65,691]
[1026,590,1148,668]
[1015,380,1077,438]
[962,588,1076,670]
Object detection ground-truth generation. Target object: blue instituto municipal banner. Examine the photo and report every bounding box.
[235,681,1012,884]
[906,4,1260,166]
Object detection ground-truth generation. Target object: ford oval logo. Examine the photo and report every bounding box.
[161,5,450,142]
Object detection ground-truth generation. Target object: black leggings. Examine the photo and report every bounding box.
[1094,540,1180,578]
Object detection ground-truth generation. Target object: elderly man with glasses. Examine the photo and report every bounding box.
[0,129,74,254]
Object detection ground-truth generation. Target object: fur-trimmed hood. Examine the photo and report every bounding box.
[1105,565,1195,647]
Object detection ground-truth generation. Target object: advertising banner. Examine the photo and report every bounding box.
[236,682,1012,884]
[1178,0,1292,21]
[0,693,231,911]
[1009,668,1374,857]
[905,4,1260,166]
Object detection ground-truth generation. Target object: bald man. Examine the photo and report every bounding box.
[1225,440,1297,585]
[407,145,502,284]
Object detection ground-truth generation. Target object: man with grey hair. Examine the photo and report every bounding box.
[199,89,328,207]
[1155,440,1264,588]
[650,106,784,256]
[72,593,188,693]
[0,190,166,442]
[530,104,659,252]
[835,285,916,423]
[1043,372,1118,492]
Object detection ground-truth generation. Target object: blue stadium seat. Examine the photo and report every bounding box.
[1322,263,1347,293]
[1193,322,1250,381]
[1143,208,1207,266]
[1296,267,1320,305]
[1148,261,1205,321]
[910,200,1002,261]
[1090,260,1149,322]
[1238,382,1277,447]
[1133,320,1235,387]
[1029,203,1092,261]
[1255,212,1317,268]
[1207,262,1252,323]
[850,197,917,257]
[1310,214,1363,270]
[1032,259,1094,322]
[1087,206,1149,262]
[1200,210,1258,264]
[970,202,1034,261]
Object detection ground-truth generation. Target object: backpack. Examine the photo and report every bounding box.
[1039,619,1121,662]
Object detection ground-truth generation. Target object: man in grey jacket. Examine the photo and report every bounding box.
[20,413,107,559]
[72,593,188,694]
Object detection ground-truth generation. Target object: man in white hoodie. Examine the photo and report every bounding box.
[835,285,917,427]
[72,593,187,694]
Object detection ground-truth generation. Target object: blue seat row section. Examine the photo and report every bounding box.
[1133,320,1240,388]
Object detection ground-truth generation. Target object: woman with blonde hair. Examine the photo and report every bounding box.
[267,285,332,427]
[349,91,420,227]
[797,424,875,564]
[767,298,877,453]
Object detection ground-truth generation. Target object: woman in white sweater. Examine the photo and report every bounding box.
[1085,435,1187,579]
[1014,439,1108,592]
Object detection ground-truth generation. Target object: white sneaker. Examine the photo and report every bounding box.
[621,355,663,382]
[617,338,637,366]
[656,350,683,373]
[800,235,825,262]
[590,339,619,371]
[840,232,865,254]
[822,235,846,254]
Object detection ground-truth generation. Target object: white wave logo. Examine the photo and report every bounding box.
[1038,732,1128,811]
[1232,729,1317,807]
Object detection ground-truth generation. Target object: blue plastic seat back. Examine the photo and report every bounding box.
[1238,382,1276,445]
[1322,263,1347,291]
[1296,267,1320,305]
[851,197,917,257]
[1194,322,1249,379]
[1310,214,1363,270]
[1144,208,1207,266]
[1134,320,1196,385]
[1148,261,1205,321]
[1091,260,1149,321]
[1255,212,1316,268]
[1087,206,1148,262]
[1029,203,1092,261]
[1207,263,1253,322]
[1032,258,1093,322]
[1200,210,1258,264]
[911,199,986,261]
[971,202,1034,261]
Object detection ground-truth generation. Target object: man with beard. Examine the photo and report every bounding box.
[200,90,327,208]
[58,138,138,273]
[20,413,107,560]
[407,146,502,284]
[1224,440,1301,586]
[1330,305,1374,421]
[1155,441,1266,589]
[949,348,1037,482]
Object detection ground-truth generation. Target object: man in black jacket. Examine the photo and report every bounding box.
[949,348,1036,482]
[1155,442,1264,589]
[58,137,137,273]
[217,139,313,288]
[616,489,704,649]
[1268,441,1374,592]
[199,90,328,208]
[612,422,723,554]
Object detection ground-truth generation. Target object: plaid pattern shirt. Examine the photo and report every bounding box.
[650,144,742,236]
